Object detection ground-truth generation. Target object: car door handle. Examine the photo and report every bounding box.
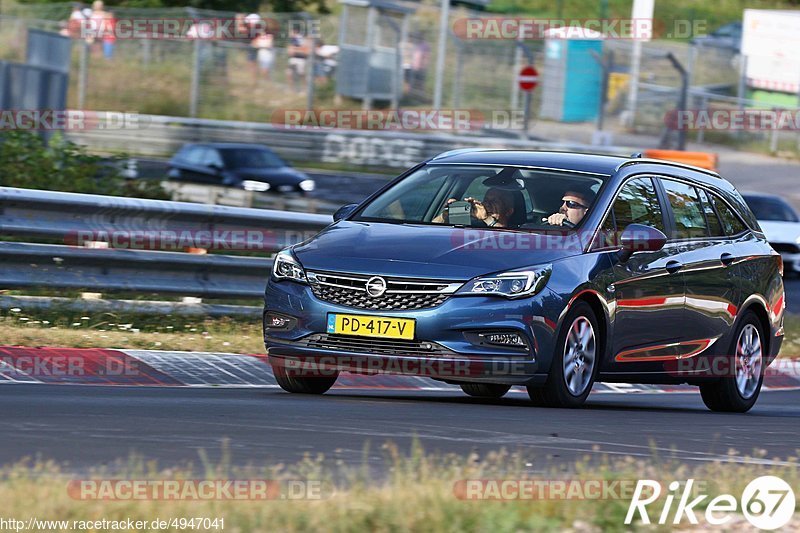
[665,260,683,274]
[720,253,735,267]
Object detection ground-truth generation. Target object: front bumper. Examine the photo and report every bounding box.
[266,342,544,385]
[263,278,563,385]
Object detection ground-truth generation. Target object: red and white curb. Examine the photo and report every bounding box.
[1,346,799,393]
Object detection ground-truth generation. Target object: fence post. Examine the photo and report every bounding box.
[737,54,748,141]
[510,34,522,111]
[432,0,450,110]
[142,38,151,68]
[189,38,200,118]
[77,40,89,109]
[451,36,463,110]
[306,35,316,111]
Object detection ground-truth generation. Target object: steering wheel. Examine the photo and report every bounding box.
[541,217,575,229]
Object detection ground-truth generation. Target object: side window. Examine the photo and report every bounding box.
[697,188,724,237]
[709,193,747,236]
[594,209,618,249]
[612,177,665,233]
[202,149,223,168]
[183,146,204,165]
[661,179,708,239]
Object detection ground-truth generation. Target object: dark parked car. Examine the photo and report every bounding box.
[691,22,742,51]
[264,150,784,412]
[168,143,315,194]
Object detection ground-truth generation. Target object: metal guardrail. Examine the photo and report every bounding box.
[0,187,330,247]
[67,113,633,169]
[0,242,271,298]
[0,187,331,300]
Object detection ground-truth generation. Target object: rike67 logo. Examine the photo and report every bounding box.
[625,476,795,530]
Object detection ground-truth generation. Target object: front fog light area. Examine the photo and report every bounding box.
[299,179,316,192]
[464,331,532,353]
[484,332,526,347]
[264,312,297,331]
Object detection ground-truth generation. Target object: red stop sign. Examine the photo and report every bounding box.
[518,65,539,92]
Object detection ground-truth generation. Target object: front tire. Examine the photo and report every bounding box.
[460,383,511,398]
[271,362,338,394]
[699,312,764,413]
[528,301,599,408]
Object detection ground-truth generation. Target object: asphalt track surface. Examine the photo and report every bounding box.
[2,384,798,471]
[38,158,797,472]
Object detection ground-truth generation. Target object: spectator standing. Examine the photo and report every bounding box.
[410,33,431,93]
[101,11,116,59]
[67,3,86,40]
[88,0,106,54]
[286,28,311,92]
[252,30,274,80]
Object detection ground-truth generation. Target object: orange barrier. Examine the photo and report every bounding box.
[643,149,718,172]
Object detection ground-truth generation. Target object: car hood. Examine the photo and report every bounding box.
[292,221,584,279]
[232,167,307,184]
[758,220,800,244]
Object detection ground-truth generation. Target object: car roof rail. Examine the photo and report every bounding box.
[429,148,495,160]
[616,157,722,179]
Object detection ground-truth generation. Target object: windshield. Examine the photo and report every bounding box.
[744,196,799,223]
[221,148,285,169]
[354,164,607,231]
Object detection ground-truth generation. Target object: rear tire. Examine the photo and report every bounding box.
[271,362,338,394]
[528,301,599,408]
[460,383,511,398]
[699,312,764,413]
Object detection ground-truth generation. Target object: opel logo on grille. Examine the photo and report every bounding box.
[365,276,387,298]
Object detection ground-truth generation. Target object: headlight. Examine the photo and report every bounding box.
[457,265,551,299]
[272,249,307,283]
[299,179,315,192]
[242,180,271,192]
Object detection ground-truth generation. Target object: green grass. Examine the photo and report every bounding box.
[1,443,799,532]
[0,308,265,354]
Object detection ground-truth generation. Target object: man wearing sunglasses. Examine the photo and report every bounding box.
[544,187,594,228]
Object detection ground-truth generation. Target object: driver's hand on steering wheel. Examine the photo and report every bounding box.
[545,213,570,226]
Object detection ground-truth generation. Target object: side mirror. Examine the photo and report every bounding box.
[333,203,359,222]
[618,223,667,262]
[207,163,223,173]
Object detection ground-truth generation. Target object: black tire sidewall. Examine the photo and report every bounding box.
[537,301,600,407]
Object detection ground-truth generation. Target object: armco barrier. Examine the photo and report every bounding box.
[66,113,634,168]
[0,186,330,300]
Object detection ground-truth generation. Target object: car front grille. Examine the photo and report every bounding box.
[772,243,800,254]
[297,333,455,357]
[307,271,462,311]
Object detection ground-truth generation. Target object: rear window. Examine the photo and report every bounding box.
[709,193,747,236]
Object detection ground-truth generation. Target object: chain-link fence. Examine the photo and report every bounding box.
[1,0,791,153]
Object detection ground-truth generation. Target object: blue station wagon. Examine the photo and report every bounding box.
[263,150,784,412]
